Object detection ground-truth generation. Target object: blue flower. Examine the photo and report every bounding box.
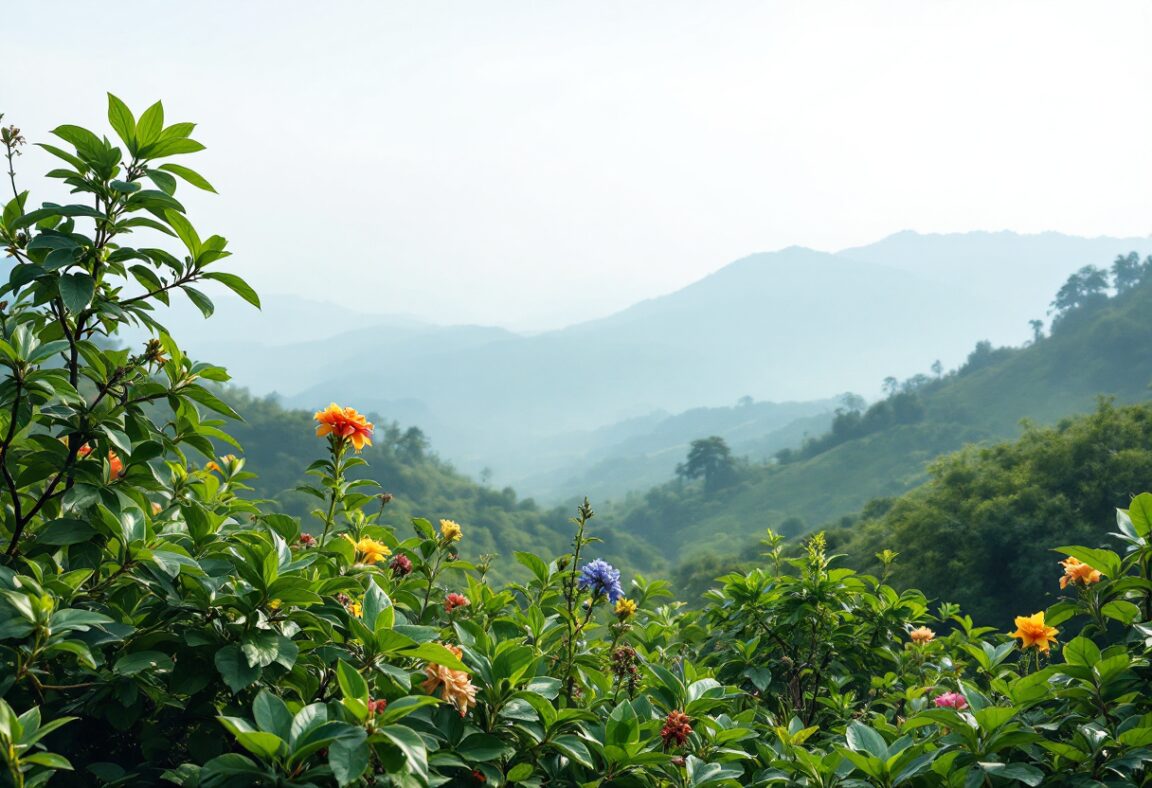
[578,558,624,603]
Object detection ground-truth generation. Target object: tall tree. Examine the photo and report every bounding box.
[676,436,737,493]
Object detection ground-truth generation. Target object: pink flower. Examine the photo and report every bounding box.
[933,691,968,710]
[445,593,470,613]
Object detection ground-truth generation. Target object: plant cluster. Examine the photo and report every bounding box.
[2,99,1152,787]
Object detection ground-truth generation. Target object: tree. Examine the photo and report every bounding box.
[1028,319,1044,343]
[930,360,943,378]
[839,392,866,412]
[1050,265,1109,315]
[881,376,899,396]
[1111,251,1148,294]
[676,436,737,492]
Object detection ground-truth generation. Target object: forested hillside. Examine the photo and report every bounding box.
[217,391,666,577]
[615,254,1152,566]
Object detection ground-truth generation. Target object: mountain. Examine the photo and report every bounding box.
[150,231,1152,503]
[610,263,1152,568]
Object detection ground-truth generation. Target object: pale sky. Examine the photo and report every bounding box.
[5,1,1151,329]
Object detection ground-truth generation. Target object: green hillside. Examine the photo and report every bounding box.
[216,390,666,577]
[612,256,1152,565]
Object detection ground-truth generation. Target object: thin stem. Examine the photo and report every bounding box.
[318,439,346,548]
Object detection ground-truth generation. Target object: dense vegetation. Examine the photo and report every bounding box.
[5,98,1152,788]
[615,259,1152,565]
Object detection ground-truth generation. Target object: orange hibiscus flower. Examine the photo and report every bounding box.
[1059,557,1102,589]
[1011,611,1058,652]
[422,645,477,716]
[314,403,374,452]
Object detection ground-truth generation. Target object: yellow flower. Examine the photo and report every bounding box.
[421,644,477,716]
[439,519,462,543]
[314,403,374,452]
[346,600,363,618]
[615,598,638,619]
[909,626,935,644]
[342,534,392,564]
[1059,557,1102,589]
[1011,611,1058,652]
[268,599,282,610]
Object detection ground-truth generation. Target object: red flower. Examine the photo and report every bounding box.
[661,710,693,748]
[445,593,470,613]
[367,698,388,715]
[298,533,317,548]
[390,554,413,577]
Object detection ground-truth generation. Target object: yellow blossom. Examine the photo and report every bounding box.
[615,598,638,619]
[439,519,462,543]
[343,534,391,564]
[1011,611,1058,652]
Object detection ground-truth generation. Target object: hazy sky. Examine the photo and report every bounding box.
[5,2,1151,329]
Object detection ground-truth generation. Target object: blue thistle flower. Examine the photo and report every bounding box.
[577,558,624,603]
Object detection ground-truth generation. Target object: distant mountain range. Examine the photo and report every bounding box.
[143,230,1152,499]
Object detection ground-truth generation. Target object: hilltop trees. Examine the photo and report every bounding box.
[676,436,737,492]
[1051,264,1110,316]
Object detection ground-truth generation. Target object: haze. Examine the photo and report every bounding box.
[4,1,1150,329]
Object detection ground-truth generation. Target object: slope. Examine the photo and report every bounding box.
[611,260,1152,564]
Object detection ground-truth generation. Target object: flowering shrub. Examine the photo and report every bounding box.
[1,98,1152,786]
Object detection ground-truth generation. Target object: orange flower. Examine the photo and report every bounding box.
[1011,611,1058,652]
[76,443,94,458]
[421,645,477,716]
[205,461,222,474]
[1059,557,1102,589]
[342,534,391,564]
[909,626,935,644]
[108,451,124,478]
[314,403,374,452]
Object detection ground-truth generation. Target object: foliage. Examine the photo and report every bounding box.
[5,98,1152,787]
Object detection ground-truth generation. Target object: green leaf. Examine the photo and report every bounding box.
[106,94,136,149]
[215,644,261,693]
[235,730,284,760]
[253,691,293,742]
[1062,636,1101,667]
[846,722,889,760]
[241,630,281,668]
[456,733,512,763]
[329,733,370,786]
[136,101,165,146]
[1128,492,1152,538]
[183,285,214,318]
[159,163,217,193]
[979,762,1044,785]
[115,651,174,675]
[402,643,469,673]
[336,660,369,704]
[203,272,260,307]
[362,579,393,631]
[58,273,96,314]
[506,763,534,782]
